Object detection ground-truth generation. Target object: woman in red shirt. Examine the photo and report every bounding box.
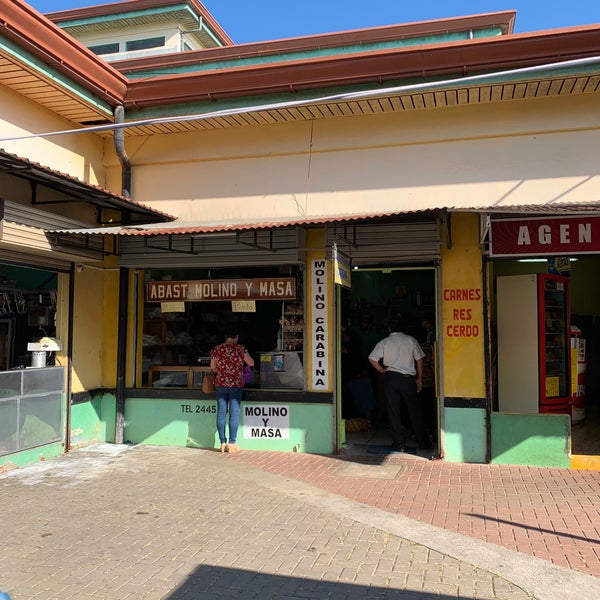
[210,327,254,453]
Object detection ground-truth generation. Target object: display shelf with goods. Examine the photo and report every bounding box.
[142,306,194,379]
[280,303,304,352]
[540,277,570,401]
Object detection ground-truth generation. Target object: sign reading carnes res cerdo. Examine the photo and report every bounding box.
[490,216,600,257]
[146,278,296,302]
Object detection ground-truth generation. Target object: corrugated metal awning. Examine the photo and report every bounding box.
[47,202,600,237]
[0,148,173,225]
[46,210,438,236]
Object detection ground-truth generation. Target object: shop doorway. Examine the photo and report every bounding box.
[491,257,600,459]
[338,266,439,455]
[0,264,58,369]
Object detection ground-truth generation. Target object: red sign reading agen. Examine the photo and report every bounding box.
[490,216,600,257]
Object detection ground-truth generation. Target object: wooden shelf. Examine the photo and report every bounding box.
[143,311,193,367]
[148,365,214,388]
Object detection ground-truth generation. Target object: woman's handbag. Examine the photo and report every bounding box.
[202,372,216,394]
[243,365,254,385]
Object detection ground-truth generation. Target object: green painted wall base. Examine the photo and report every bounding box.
[124,397,334,454]
[1,392,117,472]
[0,441,64,472]
[443,407,487,463]
[0,392,68,472]
[70,393,116,448]
[491,412,571,468]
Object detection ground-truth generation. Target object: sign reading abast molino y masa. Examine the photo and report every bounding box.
[146,278,296,303]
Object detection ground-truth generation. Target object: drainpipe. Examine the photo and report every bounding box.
[114,105,130,444]
[66,265,75,451]
[132,269,139,386]
[115,267,128,445]
[482,254,492,463]
[114,105,131,199]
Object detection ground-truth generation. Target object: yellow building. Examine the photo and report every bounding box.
[2,1,600,470]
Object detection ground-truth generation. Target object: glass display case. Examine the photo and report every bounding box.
[259,351,304,389]
[0,366,64,457]
[147,365,214,388]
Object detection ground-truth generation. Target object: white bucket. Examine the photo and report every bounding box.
[30,351,47,368]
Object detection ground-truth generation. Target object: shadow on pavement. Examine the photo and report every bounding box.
[165,564,479,599]
[466,513,600,545]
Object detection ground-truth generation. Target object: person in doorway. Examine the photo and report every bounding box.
[420,316,436,344]
[368,318,432,452]
[356,315,380,369]
[210,327,254,453]
[340,324,362,418]
[350,314,383,422]
[418,314,437,437]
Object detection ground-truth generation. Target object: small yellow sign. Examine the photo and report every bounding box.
[546,376,560,397]
[333,244,352,288]
[232,300,256,312]
[571,348,578,395]
[161,301,185,313]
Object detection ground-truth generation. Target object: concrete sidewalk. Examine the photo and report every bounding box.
[0,445,599,600]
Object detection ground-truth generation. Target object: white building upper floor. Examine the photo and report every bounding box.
[45,0,233,62]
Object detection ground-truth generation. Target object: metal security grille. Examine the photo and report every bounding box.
[2,200,104,264]
[118,227,304,269]
[118,219,441,269]
[0,250,71,272]
[326,220,440,265]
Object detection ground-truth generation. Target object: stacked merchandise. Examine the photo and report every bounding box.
[570,326,586,423]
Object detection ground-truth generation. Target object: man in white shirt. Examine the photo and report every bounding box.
[368,318,432,452]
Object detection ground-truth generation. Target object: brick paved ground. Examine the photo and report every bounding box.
[1,444,600,600]
[228,448,600,579]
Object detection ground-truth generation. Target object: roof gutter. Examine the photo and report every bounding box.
[3,53,600,143]
[113,11,517,73]
[123,27,600,108]
[1,0,127,105]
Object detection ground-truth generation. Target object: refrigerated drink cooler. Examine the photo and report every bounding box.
[497,273,571,415]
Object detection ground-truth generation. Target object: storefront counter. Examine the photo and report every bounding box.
[147,353,305,391]
[123,387,334,453]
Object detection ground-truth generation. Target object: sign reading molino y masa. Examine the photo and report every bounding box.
[147,278,296,302]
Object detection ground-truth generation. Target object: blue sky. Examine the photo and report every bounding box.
[28,1,600,44]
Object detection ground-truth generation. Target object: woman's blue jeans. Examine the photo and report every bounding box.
[216,386,243,444]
